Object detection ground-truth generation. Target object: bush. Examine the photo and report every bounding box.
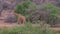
[14,0,32,16]
[43,3,58,25]
[27,3,59,25]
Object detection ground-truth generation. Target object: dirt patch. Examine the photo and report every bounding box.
[50,27,60,31]
[0,20,20,28]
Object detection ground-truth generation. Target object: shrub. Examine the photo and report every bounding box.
[43,3,58,25]
[27,3,59,25]
[14,0,32,16]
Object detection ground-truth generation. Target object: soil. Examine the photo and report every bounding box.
[0,20,19,28]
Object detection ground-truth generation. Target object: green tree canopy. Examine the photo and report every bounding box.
[14,0,32,16]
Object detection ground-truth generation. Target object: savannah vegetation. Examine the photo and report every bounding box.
[0,0,60,34]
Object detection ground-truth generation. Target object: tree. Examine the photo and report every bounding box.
[14,0,32,16]
[43,3,58,25]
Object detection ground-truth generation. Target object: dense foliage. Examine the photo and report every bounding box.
[28,3,59,25]
[43,3,58,25]
[14,0,31,16]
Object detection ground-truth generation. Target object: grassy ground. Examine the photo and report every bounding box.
[0,19,59,34]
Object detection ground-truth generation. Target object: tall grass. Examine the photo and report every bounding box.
[0,22,55,34]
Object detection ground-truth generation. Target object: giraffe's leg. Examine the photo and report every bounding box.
[17,18,19,24]
[23,18,26,24]
[17,19,21,24]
